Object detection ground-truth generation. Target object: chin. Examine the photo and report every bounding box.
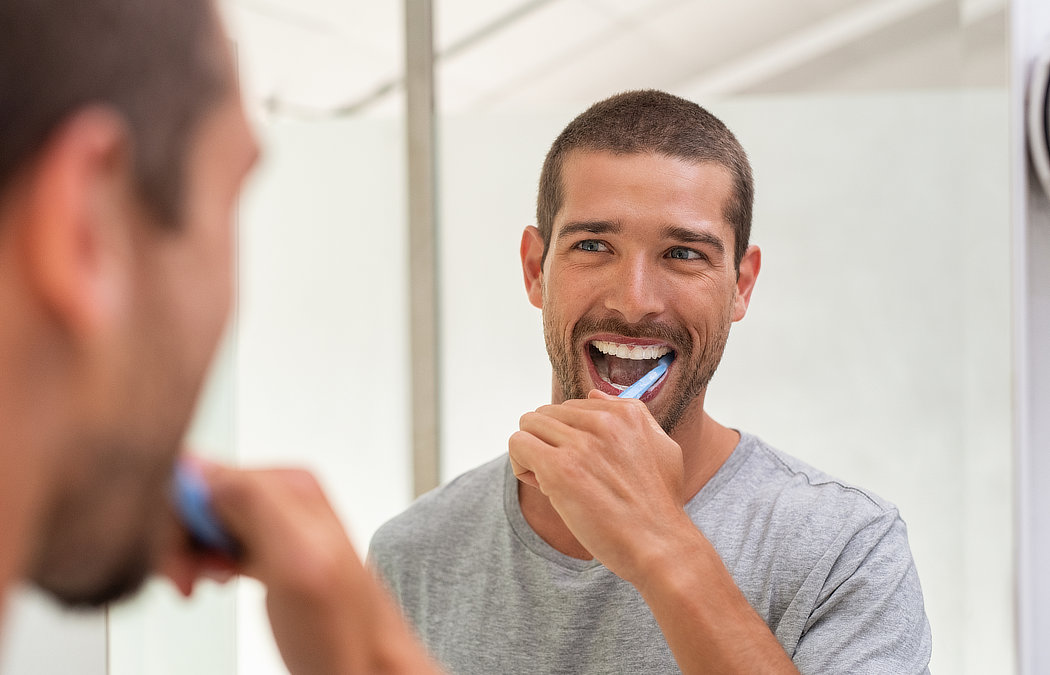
[30,453,171,609]
[34,542,153,609]
[46,565,150,609]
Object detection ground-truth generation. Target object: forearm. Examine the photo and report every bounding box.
[275,573,439,673]
[632,525,799,675]
[363,577,443,674]
[193,465,443,675]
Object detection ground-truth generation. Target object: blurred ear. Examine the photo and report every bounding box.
[732,245,761,322]
[520,226,545,309]
[21,107,135,340]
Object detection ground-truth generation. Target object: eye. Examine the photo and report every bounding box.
[574,239,608,253]
[667,246,704,260]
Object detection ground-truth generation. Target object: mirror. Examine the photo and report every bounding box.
[96,1,1012,673]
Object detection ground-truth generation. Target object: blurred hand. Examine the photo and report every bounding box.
[161,461,441,675]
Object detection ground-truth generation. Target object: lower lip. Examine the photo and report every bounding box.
[585,350,670,402]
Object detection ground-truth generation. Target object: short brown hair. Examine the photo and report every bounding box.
[536,90,754,268]
[0,0,229,226]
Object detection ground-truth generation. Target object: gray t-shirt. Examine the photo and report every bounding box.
[369,432,932,674]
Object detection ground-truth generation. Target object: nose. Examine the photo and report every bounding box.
[603,256,665,324]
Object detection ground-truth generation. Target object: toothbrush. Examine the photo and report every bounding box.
[617,353,674,399]
[172,459,239,557]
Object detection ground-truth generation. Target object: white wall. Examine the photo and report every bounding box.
[97,91,1011,674]
[232,115,411,675]
[438,90,1013,673]
[0,588,106,675]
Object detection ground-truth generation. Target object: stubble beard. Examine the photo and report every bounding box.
[29,439,168,608]
[32,296,201,608]
[542,305,733,436]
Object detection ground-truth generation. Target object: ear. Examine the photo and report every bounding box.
[520,226,545,309]
[21,107,135,339]
[731,245,761,322]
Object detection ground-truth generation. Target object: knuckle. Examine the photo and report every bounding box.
[276,468,324,499]
[208,471,253,512]
[593,409,617,429]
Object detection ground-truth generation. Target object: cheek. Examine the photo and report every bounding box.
[173,228,234,365]
[197,205,236,320]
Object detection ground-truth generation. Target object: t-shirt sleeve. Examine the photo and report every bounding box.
[791,509,932,674]
[366,521,406,601]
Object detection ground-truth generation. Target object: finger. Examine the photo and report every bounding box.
[158,544,238,597]
[201,466,350,584]
[508,430,549,489]
[540,398,631,434]
[508,453,539,489]
[575,390,657,425]
[156,494,240,596]
[519,410,578,447]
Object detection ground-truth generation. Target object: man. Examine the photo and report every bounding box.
[370,90,932,673]
[0,1,439,672]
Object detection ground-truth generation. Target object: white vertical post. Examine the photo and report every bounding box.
[1012,0,1050,671]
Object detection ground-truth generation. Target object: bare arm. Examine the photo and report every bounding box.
[631,518,799,673]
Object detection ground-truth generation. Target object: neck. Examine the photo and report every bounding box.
[664,394,740,501]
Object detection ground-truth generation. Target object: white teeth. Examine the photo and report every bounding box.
[591,340,671,361]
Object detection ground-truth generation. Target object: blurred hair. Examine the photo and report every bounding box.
[0,0,229,225]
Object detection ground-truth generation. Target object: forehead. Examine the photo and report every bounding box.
[555,150,734,237]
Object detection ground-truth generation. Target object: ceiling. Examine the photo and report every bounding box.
[220,0,1007,117]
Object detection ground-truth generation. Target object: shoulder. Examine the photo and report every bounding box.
[707,432,918,588]
[369,455,507,564]
[732,432,899,526]
[719,434,931,669]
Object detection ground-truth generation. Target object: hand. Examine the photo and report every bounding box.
[161,462,440,675]
[508,390,696,584]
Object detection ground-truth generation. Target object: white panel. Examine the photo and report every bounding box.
[0,587,106,675]
[234,115,411,674]
[438,112,566,479]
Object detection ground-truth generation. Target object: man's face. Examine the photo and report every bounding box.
[30,76,259,607]
[528,150,753,434]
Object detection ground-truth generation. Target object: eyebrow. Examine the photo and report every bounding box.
[661,226,727,255]
[556,220,621,240]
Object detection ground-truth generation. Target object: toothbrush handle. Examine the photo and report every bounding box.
[172,459,239,557]
[618,354,673,399]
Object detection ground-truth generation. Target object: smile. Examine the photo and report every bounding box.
[588,339,674,393]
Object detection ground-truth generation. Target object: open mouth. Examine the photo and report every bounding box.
[588,339,674,394]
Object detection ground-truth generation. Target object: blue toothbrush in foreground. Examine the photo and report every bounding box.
[172,460,239,557]
[617,353,674,399]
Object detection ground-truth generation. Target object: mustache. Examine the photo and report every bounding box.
[571,316,691,352]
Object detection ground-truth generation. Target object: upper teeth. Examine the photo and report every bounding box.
[591,340,671,360]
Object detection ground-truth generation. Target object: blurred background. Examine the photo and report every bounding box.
[0,0,1024,673]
